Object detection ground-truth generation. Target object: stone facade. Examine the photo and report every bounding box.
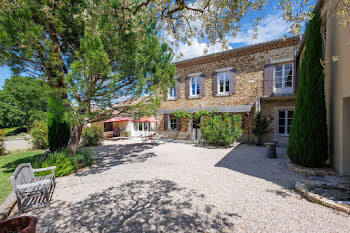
[157,37,300,144]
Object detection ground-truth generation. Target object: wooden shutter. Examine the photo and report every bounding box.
[199,73,205,98]
[163,114,168,131]
[212,71,218,96]
[185,76,190,99]
[176,118,181,131]
[229,68,237,95]
[263,64,274,96]
[176,78,181,99]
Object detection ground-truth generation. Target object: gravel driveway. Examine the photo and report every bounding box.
[27,139,350,232]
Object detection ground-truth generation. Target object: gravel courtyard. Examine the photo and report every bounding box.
[28,139,350,232]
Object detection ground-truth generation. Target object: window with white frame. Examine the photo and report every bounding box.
[134,122,138,131]
[274,64,293,94]
[169,118,177,130]
[218,72,230,94]
[190,76,200,96]
[168,87,176,99]
[278,110,294,135]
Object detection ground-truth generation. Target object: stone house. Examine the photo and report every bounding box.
[157,37,300,145]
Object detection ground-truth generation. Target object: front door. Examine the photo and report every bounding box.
[191,119,201,141]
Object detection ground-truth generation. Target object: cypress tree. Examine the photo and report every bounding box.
[48,94,71,152]
[287,9,328,167]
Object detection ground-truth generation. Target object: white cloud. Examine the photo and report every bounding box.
[171,14,292,62]
[174,39,232,62]
[227,15,292,45]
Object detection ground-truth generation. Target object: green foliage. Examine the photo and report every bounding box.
[0,76,49,128]
[29,120,48,149]
[47,94,71,152]
[173,110,192,119]
[253,111,269,145]
[0,129,5,155]
[3,127,27,136]
[32,148,96,177]
[287,9,328,168]
[81,126,104,146]
[201,114,243,147]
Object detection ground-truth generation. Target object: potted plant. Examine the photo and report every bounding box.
[0,216,37,233]
[253,111,269,146]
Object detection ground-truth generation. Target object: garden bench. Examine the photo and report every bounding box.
[10,163,56,213]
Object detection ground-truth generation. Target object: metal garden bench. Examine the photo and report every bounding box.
[10,163,56,213]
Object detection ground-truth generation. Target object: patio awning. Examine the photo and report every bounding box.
[133,117,159,123]
[104,116,133,123]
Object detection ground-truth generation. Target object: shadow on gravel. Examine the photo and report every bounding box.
[75,143,158,176]
[30,179,238,232]
[215,144,303,190]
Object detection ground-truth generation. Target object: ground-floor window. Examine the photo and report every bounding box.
[278,110,294,135]
[169,118,177,130]
[134,122,153,131]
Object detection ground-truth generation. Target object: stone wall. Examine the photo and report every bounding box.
[159,45,297,111]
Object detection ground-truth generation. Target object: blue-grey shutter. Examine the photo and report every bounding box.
[264,64,274,96]
[212,71,218,96]
[163,114,168,131]
[229,68,237,95]
[185,76,190,99]
[175,78,181,99]
[199,73,205,98]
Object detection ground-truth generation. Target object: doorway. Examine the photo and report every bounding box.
[191,119,201,141]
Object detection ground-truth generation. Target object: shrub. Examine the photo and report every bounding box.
[48,94,71,152]
[30,120,49,149]
[81,126,104,146]
[287,9,328,168]
[32,148,96,177]
[0,129,5,155]
[200,113,243,147]
[253,111,269,145]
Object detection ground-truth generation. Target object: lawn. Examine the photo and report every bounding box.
[0,151,43,205]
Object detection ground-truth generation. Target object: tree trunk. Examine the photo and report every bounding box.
[67,124,83,155]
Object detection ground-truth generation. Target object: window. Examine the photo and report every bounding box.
[278,110,294,135]
[138,122,143,131]
[134,122,138,131]
[190,76,200,96]
[169,118,177,130]
[274,64,293,94]
[218,72,230,94]
[168,87,176,99]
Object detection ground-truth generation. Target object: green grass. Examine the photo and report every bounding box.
[0,151,43,205]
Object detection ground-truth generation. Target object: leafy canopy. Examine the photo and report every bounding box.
[0,76,49,128]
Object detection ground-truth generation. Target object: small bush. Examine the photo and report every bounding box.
[29,120,48,149]
[32,148,96,177]
[3,127,27,136]
[201,113,243,147]
[81,126,104,146]
[0,129,6,155]
[253,111,269,145]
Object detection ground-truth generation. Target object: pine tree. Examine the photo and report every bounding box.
[287,9,328,167]
[48,94,71,152]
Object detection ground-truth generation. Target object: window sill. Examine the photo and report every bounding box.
[277,134,289,137]
[167,97,177,101]
[216,93,230,97]
[189,95,200,99]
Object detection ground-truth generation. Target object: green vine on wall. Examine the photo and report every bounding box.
[173,110,217,119]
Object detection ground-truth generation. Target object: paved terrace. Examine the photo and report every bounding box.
[27,139,350,232]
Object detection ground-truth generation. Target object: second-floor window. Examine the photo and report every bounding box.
[274,64,293,94]
[190,76,200,96]
[218,72,230,94]
[168,88,176,99]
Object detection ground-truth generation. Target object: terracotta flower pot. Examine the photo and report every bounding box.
[0,216,37,233]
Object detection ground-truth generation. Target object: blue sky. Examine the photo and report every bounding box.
[0,0,312,89]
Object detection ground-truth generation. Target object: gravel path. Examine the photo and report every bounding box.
[4,138,32,153]
[26,139,350,232]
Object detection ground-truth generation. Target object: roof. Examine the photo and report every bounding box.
[112,96,150,109]
[174,36,300,68]
[157,105,252,114]
[104,116,133,123]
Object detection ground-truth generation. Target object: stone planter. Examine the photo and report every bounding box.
[0,216,37,233]
[264,142,277,158]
